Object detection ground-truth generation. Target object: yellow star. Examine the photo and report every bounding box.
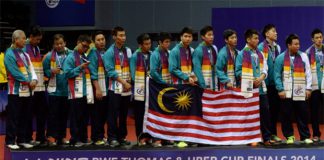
[174,91,192,111]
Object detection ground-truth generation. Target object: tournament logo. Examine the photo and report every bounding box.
[136,88,145,95]
[294,85,304,95]
[45,0,60,8]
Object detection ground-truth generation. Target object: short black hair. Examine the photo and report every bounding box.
[92,31,105,41]
[159,32,172,42]
[77,34,92,44]
[262,24,276,38]
[223,29,237,40]
[244,29,259,43]
[29,25,43,37]
[285,34,299,47]
[180,27,193,36]
[112,26,125,36]
[311,28,323,38]
[137,33,150,45]
[200,25,213,37]
[53,34,65,42]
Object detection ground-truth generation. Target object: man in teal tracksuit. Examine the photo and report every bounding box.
[103,26,132,147]
[87,31,108,146]
[63,35,92,147]
[43,34,70,146]
[150,32,172,85]
[193,25,218,91]
[5,30,38,149]
[216,29,239,89]
[235,29,273,145]
[274,34,313,144]
[257,24,282,143]
[169,27,196,86]
[130,33,153,146]
[168,27,196,148]
[305,29,324,143]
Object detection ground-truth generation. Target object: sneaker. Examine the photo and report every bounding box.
[61,139,70,145]
[7,144,20,150]
[83,140,93,146]
[177,141,188,148]
[162,140,174,147]
[74,142,84,147]
[119,139,131,146]
[39,141,49,147]
[271,135,282,142]
[263,139,277,146]
[313,136,320,143]
[18,143,34,149]
[286,136,295,144]
[303,138,313,144]
[152,140,162,147]
[138,138,149,146]
[109,140,120,148]
[30,140,40,146]
[95,140,105,146]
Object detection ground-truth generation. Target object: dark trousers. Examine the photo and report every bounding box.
[281,98,311,140]
[69,97,88,143]
[6,95,32,144]
[27,91,48,142]
[47,95,69,140]
[267,85,281,135]
[107,91,129,141]
[0,82,7,90]
[309,90,322,137]
[91,96,108,141]
[133,100,146,139]
[259,94,272,141]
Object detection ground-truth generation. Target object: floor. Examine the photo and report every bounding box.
[0,119,323,160]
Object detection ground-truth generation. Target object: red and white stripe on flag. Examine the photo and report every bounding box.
[144,88,262,145]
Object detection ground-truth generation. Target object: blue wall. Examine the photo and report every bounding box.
[212,7,324,51]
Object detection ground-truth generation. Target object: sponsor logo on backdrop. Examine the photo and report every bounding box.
[45,0,60,8]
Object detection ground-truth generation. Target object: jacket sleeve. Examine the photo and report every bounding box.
[192,47,205,88]
[169,49,189,81]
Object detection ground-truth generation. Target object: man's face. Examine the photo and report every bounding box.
[288,39,300,54]
[140,39,151,53]
[159,39,171,51]
[15,33,27,48]
[53,38,66,53]
[180,33,193,47]
[266,28,278,41]
[247,34,259,49]
[95,34,106,50]
[225,33,237,47]
[202,30,214,45]
[312,33,323,47]
[29,35,42,46]
[114,31,126,46]
[77,41,90,54]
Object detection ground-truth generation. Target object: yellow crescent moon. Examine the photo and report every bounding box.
[158,87,177,113]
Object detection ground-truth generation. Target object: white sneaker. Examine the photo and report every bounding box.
[30,140,40,146]
[7,144,20,150]
[19,143,34,149]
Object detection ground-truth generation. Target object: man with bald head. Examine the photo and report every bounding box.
[4,30,38,149]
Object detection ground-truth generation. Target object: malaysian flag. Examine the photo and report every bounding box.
[144,79,262,145]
